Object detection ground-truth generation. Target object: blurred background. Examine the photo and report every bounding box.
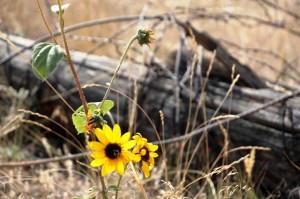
[1,0,300,86]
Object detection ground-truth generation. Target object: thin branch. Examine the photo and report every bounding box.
[186,11,300,37]
[56,0,88,114]
[0,152,89,168]
[36,0,58,44]
[0,14,165,65]
[220,39,300,80]
[155,89,300,144]
[259,0,300,20]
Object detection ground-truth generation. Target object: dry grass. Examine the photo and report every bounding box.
[1,0,300,198]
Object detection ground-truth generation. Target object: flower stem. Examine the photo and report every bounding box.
[99,168,108,199]
[97,35,137,197]
[56,0,88,115]
[98,35,138,110]
[115,174,123,199]
[56,2,106,196]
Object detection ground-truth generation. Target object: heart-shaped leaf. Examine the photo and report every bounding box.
[99,100,114,116]
[72,103,97,134]
[32,43,64,80]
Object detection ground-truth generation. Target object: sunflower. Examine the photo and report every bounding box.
[132,133,159,178]
[88,124,136,176]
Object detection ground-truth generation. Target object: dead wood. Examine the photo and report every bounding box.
[174,18,267,89]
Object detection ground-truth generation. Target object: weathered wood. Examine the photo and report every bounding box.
[1,35,300,196]
[175,18,268,89]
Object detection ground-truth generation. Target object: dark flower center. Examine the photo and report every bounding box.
[105,144,121,159]
[141,147,150,161]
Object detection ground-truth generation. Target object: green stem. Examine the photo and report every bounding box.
[115,174,123,199]
[99,168,108,199]
[99,35,138,109]
[56,0,88,115]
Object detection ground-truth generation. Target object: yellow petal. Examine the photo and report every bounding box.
[149,164,154,170]
[132,147,140,154]
[122,140,136,150]
[116,160,125,175]
[120,132,130,144]
[88,141,105,151]
[150,152,158,158]
[102,159,116,176]
[147,143,158,151]
[90,158,106,167]
[120,151,132,163]
[95,128,109,145]
[112,124,121,142]
[103,125,114,143]
[148,157,155,167]
[134,133,142,137]
[141,160,150,178]
[133,133,146,146]
[91,151,106,159]
[131,154,141,162]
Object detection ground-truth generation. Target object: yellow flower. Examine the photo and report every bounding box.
[88,124,136,176]
[132,133,158,178]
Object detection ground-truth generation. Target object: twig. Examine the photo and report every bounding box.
[220,39,300,82]
[36,0,58,44]
[56,0,88,115]
[284,151,300,171]
[183,154,250,190]
[227,146,271,153]
[155,89,300,144]
[259,0,300,20]
[129,162,149,199]
[0,14,165,65]
[18,109,84,150]
[0,152,89,168]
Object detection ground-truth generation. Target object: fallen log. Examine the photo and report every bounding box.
[1,34,299,197]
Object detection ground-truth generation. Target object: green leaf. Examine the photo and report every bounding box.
[32,43,64,80]
[107,185,120,191]
[51,4,70,15]
[88,186,98,192]
[99,100,114,115]
[72,103,97,134]
[71,100,114,134]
